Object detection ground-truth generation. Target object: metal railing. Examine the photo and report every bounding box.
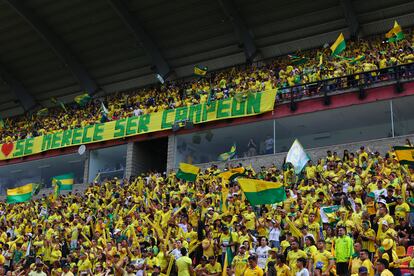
[275,62,414,107]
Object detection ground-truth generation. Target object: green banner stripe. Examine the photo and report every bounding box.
[393,146,414,151]
[399,160,414,166]
[6,192,32,204]
[244,188,286,206]
[176,170,197,182]
[0,90,276,161]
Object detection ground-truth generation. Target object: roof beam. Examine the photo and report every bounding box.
[340,0,360,37]
[4,0,99,95]
[218,0,258,62]
[0,64,37,111]
[108,0,171,79]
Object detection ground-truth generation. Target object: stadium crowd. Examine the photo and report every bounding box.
[1,30,414,144]
[1,145,414,276]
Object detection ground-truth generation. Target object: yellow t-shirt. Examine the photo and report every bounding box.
[78,258,92,272]
[380,269,394,276]
[205,262,222,274]
[312,250,333,272]
[202,239,215,258]
[244,266,264,276]
[361,259,375,276]
[243,212,256,230]
[395,202,410,219]
[361,228,376,253]
[287,249,307,275]
[275,263,290,276]
[232,254,248,276]
[176,256,192,276]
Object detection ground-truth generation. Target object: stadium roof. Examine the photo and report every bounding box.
[0,0,413,116]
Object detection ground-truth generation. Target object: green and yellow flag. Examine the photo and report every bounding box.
[74,93,91,106]
[7,183,33,204]
[194,65,208,76]
[288,55,309,65]
[330,33,346,56]
[51,97,67,112]
[52,173,74,191]
[36,108,49,117]
[386,21,404,42]
[176,163,200,182]
[218,144,236,161]
[394,146,414,167]
[238,179,286,206]
[0,116,4,130]
[218,167,246,182]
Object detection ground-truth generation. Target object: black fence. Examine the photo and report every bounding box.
[275,62,414,109]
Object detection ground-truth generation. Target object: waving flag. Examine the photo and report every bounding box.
[52,173,74,191]
[386,21,404,42]
[320,205,340,223]
[176,163,200,182]
[218,167,246,182]
[36,108,49,117]
[288,55,309,65]
[393,146,414,167]
[238,179,286,206]
[194,65,208,76]
[74,93,91,106]
[330,33,346,56]
[7,183,33,204]
[286,139,310,174]
[218,144,237,161]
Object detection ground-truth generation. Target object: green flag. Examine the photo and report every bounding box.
[386,21,404,42]
[74,93,91,106]
[194,65,208,76]
[288,55,309,65]
[218,144,236,161]
[330,33,346,56]
[52,173,74,191]
[6,183,34,204]
[36,108,49,117]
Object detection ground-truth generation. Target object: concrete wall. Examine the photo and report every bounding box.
[190,134,414,171]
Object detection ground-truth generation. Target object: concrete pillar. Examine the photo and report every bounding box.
[82,150,90,184]
[125,142,139,180]
[166,135,176,173]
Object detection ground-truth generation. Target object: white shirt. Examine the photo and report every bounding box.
[374,188,387,200]
[171,248,182,260]
[28,271,47,276]
[296,268,310,276]
[133,109,143,117]
[269,227,281,242]
[255,245,271,269]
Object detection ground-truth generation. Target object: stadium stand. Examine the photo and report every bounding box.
[1,30,414,143]
[1,0,414,275]
[1,146,414,275]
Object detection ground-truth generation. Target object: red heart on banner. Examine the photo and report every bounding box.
[1,142,14,157]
